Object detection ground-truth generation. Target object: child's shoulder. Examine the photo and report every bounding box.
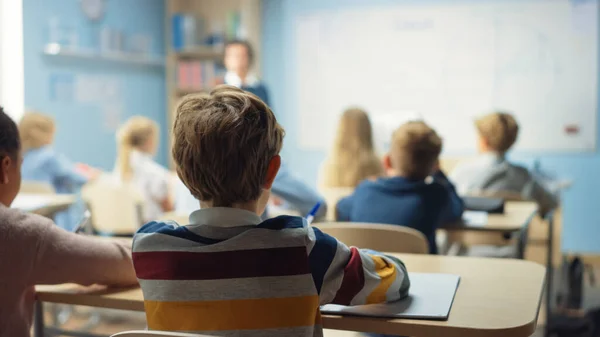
[0,205,54,241]
[257,215,307,231]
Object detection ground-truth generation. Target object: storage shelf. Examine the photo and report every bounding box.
[43,43,165,68]
[175,87,215,96]
[175,46,224,59]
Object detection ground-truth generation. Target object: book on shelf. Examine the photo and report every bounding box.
[176,60,224,93]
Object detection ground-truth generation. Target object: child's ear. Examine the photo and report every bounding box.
[263,155,281,189]
[0,156,11,185]
[382,154,393,171]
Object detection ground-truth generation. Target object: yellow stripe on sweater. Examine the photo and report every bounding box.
[366,254,398,304]
[144,295,320,331]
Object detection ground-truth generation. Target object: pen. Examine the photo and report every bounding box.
[306,202,321,225]
[74,210,92,234]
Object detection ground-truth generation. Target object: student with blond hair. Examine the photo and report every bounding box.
[320,107,383,188]
[20,111,94,192]
[20,111,98,230]
[450,112,557,214]
[114,116,172,222]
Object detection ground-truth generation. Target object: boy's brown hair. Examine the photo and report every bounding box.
[172,85,285,207]
[390,121,442,180]
[475,112,519,153]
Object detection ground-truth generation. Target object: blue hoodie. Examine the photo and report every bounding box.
[336,171,463,254]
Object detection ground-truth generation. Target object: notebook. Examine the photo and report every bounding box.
[321,273,460,320]
[462,211,488,227]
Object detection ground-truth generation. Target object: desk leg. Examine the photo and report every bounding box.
[544,215,554,337]
[34,300,45,337]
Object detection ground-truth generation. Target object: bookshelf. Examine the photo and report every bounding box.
[165,0,262,166]
[43,43,165,68]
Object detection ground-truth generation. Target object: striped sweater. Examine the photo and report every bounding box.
[132,207,410,336]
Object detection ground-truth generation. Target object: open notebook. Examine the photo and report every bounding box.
[321,273,460,320]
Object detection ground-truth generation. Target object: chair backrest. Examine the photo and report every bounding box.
[82,176,143,235]
[19,181,55,194]
[159,212,190,225]
[111,331,211,337]
[318,187,355,220]
[467,189,526,202]
[315,222,429,254]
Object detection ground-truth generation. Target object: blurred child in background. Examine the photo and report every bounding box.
[19,111,98,230]
[320,107,384,188]
[114,116,173,222]
[337,121,464,254]
[450,112,557,214]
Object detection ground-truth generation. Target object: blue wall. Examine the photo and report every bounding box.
[262,0,600,254]
[23,0,167,169]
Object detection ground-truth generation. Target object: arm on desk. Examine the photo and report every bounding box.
[308,226,410,306]
[30,222,137,287]
[525,178,558,216]
[272,163,327,220]
[433,171,464,222]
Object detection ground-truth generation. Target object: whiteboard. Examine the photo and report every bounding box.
[295,0,598,152]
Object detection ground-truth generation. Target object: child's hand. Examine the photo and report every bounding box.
[75,163,102,180]
[270,195,284,206]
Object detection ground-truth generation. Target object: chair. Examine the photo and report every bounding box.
[81,176,144,236]
[112,331,211,337]
[315,222,429,254]
[159,212,189,225]
[318,187,355,220]
[19,181,55,194]
[454,192,537,258]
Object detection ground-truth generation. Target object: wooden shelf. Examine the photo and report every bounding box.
[175,87,214,96]
[175,46,224,59]
[43,43,164,68]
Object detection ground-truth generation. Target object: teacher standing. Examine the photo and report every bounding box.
[223,40,270,106]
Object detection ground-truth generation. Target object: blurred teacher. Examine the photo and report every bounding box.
[223,40,270,106]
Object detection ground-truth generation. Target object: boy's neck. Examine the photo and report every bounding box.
[385,169,417,180]
[199,200,261,216]
[480,150,505,158]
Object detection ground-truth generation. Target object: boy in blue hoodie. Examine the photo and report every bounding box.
[337,121,463,254]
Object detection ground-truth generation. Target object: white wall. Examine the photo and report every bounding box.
[0,0,24,121]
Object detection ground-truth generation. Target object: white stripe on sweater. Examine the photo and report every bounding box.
[138,274,317,302]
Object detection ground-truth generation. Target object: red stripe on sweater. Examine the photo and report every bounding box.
[331,247,365,305]
[133,246,310,280]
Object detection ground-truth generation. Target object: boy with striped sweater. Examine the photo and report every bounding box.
[132,86,410,336]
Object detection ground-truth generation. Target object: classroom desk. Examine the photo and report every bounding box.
[35,254,546,337]
[13,193,76,217]
[442,201,538,233]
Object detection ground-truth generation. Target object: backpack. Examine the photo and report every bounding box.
[548,256,598,337]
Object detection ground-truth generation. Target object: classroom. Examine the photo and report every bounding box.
[0,0,598,336]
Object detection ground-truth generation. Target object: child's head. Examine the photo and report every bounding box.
[173,85,284,214]
[116,116,159,180]
[333,107,375,152]
[324,107,382,187]
[18,111,55,152]
[0,107,22,206]
[384,121,442,180]
[224,40,254,76]
[475,112,519,154]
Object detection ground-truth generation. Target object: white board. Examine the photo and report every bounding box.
[321,273,460,320]
[295,0,598,152]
